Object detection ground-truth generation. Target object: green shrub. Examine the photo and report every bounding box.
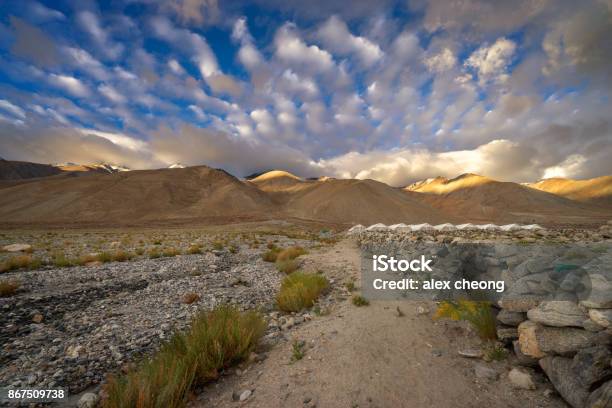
[52,253,73,268]
[262,249,280,262]
[351,295,369,307]
[434,300,497,340]
[291,340,305,362]
[276,272,329,312]
[102,306,265,408]
[275,259,299,274]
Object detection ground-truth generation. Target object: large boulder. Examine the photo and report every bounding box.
[512,340,539,367]
[580,254,612,309]
[589,309,612,328]
[2,243,32,252]
[527,301,587,328]
[518,321,609,357]
[540,356,589,408]
[497,310,526,326]
[586,380,612,408]
[572,346,612,388]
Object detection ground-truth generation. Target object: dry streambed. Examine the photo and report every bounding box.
[0,235,318,395]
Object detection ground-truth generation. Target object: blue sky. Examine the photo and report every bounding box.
[0,0,611,185]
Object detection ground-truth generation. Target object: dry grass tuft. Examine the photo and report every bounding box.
[0,280,21,297]
[102,306,265,408]
[276,247,306,262]
[182,292,201,304]
[276,272,329,312]
[0,255,41,273]
[275,259,299,274]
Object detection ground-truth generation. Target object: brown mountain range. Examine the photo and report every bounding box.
[0,162,610,228]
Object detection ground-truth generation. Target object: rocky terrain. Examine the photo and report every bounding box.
[1,222,611,407]
[0,229,324,403]
[354,222,612,408]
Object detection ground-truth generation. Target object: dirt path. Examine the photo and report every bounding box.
[196,239,565,408]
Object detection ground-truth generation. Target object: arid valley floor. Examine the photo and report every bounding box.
[1,220,612,408]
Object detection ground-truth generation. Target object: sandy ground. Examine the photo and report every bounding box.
[195,239,567,408]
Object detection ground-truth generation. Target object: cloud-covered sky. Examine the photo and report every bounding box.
[0,0,611,185]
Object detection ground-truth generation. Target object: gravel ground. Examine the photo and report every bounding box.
[0,237,315,395]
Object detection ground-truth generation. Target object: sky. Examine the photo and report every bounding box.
[0,0,611,186]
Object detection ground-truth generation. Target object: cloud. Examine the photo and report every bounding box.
[28,1,66,22]
[76,11,124,60]
[0,122,157,168]
[275,23,335,74]
[150,16,219,79]
[77,128,149,152]
[166,0,220,25]
[424,47,457,72]
[316,15,383,67]
[98,84,126,104]
[148,124,315,176]
[63,47,109,81]
[465,38,516,84]
[48,74,90,97]
[542,4,612,88]
[543,154,587,179]
[316,139,541,186]
[420,0,548,36]
[0,99,26,119]
[232,17,265,70]
[9,16,59,66]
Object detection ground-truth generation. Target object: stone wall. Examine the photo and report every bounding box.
[353,226,612,408]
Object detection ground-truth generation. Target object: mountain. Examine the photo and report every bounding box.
[282,178,453,225]
[0,166,275,227]
[525,176,612,206]
[405,173,494,194]
[168,163,186,169]
[248,170,451,224]
[249,170,311,193]
[405,173,610,224]
[0,159,131,181]
[0,163,609,227]
[0,159,63,180]
[55,163,130,173]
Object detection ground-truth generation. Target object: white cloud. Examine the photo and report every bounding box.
[150,16,219,78]
[465,38,516,84]
[188,104,208,120]
[543,154,587,179]
[48,74,90,97]
[29,1,66,22]
[98,84,126,104]
[317,139,539,186]
[78,128,148,152]
[424,48,457,72]
[317,15,383,67]
[166,0,220,25]
[275,23,335,74]
[168,59,185,75]
[0,99,26,119]
[63,47,109,80]
[76,11,123,60]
